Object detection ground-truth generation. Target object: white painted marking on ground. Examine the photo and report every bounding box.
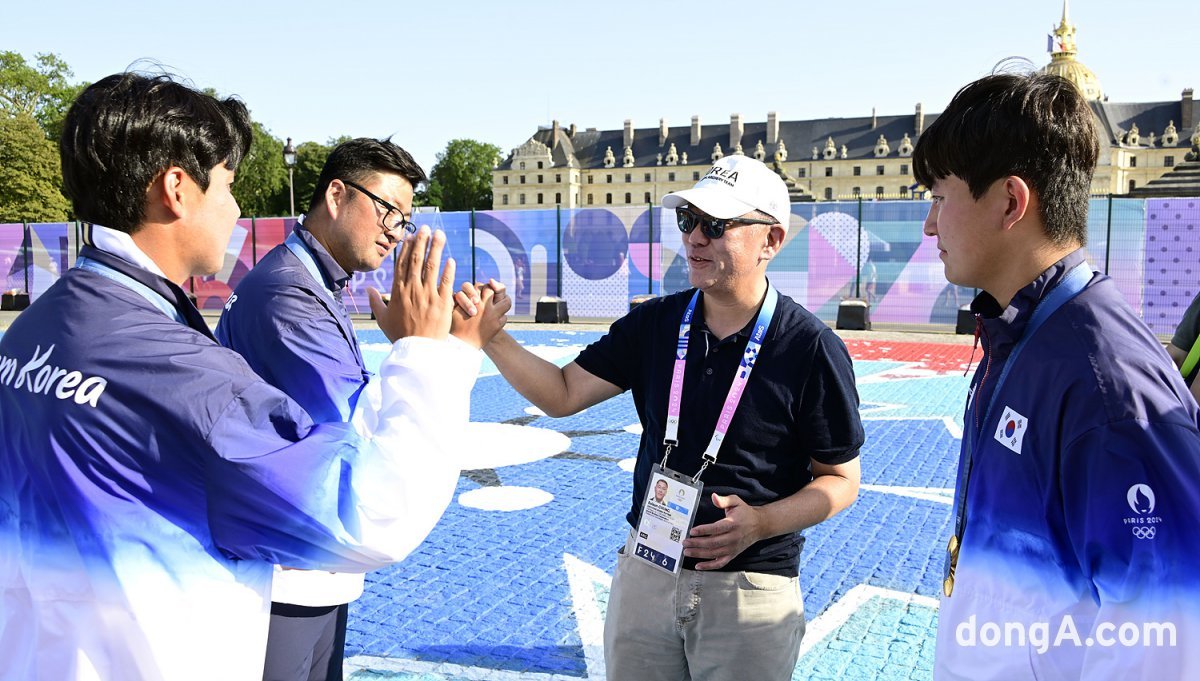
[860,484,953,504]
[563,553,611,680]
[479,345,585,378]
[942,416,963,439]
[345,654,583,680]
[858,401,905,415]
[457,422,570,470]
[457,486,554,512]
[524,404,589,417]
[621,423,642,435]
[617,458,637,473]
[347,554,612,680]
[797,584,940,659]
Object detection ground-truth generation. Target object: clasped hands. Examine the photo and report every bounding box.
[368,226,510,349]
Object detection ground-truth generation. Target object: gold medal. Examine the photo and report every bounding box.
[943,535,960,597]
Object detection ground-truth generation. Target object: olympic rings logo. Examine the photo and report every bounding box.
[1131,526,1156,540]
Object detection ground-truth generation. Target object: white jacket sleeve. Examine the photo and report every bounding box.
[205,335,481,572]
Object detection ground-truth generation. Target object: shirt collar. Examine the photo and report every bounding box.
[698,290,764,343]
[87,224,169,278]
[293,219,351,291]
[971,247,1090,341]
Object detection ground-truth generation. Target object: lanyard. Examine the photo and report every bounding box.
[284,232,369,374]
[285,232,338,304]
[944,262,1093,595]
[75,256,186,325]
[662,285,779,482]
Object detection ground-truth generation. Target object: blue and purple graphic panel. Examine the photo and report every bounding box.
[0,224,26,293]
[24,223,72,300]
[476,209,562,317]
[190,218,267,310]
[1141,198,1200,335]
[6,197,1199,334]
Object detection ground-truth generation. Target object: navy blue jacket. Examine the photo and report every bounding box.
[216,227,375,608]
[0,243,477,679]
[936,250,1200,679]
[217,229,368,423]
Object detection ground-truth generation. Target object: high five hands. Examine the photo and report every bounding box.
[368,227,510,348]
[452,279,510,349]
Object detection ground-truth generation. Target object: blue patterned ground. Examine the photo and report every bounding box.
[346,330,968,680]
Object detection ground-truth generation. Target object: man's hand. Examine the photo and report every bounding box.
[453,278,505,317]
[368,227,456,343]
[451,280,511,349]
[682,493,765,570]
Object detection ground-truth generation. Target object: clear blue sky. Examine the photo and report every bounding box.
[4,0,1196,174]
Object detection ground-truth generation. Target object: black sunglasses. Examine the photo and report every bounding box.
[342,180,417,235]
[676,207,777,239]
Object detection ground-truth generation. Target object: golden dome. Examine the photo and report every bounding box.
[1040,0,1104,101]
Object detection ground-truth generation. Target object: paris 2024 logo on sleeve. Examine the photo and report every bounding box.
[1124,484,1162,540]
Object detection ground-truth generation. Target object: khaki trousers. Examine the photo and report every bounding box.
[603,540,805,681]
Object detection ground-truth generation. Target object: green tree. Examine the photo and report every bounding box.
[419,139,502,211]
[290,138,344,212]
[232,121,290,217]
[0,113,71,222]
[0,51,86,141]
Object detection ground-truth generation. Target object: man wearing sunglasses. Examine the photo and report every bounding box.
[217,138,509,680]
[475,155,863,679]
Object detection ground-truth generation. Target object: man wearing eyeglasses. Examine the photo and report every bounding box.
[217,137,508,680]
[473,155,863,679]
[0,73,506,681]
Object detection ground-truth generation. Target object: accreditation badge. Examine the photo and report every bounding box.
[632,465,703,575]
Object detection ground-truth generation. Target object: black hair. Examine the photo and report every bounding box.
[912,71,1099,245]
[309,137,427,212]
[58,72,252,234]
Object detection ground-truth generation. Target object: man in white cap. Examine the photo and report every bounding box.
[475,155,863,679]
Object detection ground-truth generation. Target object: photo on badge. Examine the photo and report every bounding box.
[632,466,703,574]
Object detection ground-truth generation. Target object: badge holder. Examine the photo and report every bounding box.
[632,446,704,575]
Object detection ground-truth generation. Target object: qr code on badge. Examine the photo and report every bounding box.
[670,527,682,542]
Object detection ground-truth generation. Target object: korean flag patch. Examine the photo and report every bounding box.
[993,406,1028,454]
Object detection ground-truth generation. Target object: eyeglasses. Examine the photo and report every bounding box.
[342,180,417,235]
[676,207,777,239]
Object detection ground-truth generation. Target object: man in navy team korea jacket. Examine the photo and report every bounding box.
[0,73,507,680]
[917,72,1200,680]
[216,137,504,680]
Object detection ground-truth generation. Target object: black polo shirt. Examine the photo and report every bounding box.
[575,287,863,576]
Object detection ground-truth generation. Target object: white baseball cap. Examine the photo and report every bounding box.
[661,156,790,229]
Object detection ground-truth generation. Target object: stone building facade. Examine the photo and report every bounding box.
[492,2,1196,208]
